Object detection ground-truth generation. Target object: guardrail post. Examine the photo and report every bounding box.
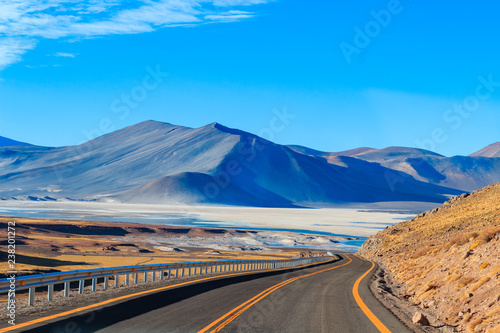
[28,287,35,306]
[125,274,130,286]
[181,268,185,278]
[114,275,119,287]
[167,270,171,279]
[92,278,97,292]
[143,272,148,282]
[134,273,139,284]
[48,284,54,301]
[64,282,70,297]
[152,271,156,282]
[79,280,84,294]
[188,267,192,277]
[104,277,109,290]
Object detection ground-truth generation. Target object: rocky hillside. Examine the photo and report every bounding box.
[359,182,500,333]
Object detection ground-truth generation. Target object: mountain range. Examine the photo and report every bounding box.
[0,136,31,148]
[0,120,498,207]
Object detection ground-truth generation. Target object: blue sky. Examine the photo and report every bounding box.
[0,0,499,156]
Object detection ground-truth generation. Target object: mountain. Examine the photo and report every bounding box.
[359,182,500,332]
[290,145,500,192]
[0,136,31,147]
[0,120,462,207]
[469,142,500,158]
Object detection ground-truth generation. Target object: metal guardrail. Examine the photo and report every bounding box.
[1,256,333,306]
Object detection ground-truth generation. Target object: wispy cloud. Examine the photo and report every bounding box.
[0,0,273,70]
[0,37,37,70]
[54,52,76,58]
[205,10,254,22]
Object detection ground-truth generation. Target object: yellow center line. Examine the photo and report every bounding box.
[0,259,331,333]
[198,255,353,333]
[352,255,392,333]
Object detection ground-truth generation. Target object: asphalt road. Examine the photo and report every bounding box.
[19,255,410,333]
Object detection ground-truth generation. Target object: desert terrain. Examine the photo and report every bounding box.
[0,216,348,278]
[359,182,500,332]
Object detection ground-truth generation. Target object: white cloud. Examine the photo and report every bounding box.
[0,0,273,70]
[54,52,76,57]
[0,37,37,70]
[213,0,272,6]
[205,10,254,22]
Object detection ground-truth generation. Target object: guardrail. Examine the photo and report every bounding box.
[1,255,333,307]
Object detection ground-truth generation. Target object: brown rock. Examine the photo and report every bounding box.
[463,250,472,259]
[412,312,430,326]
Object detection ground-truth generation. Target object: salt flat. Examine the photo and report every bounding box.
[0,200,436,237]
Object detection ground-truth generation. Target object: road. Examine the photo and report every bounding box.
[13,255,410,333]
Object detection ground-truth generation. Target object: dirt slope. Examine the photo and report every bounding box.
[359,183,500,332]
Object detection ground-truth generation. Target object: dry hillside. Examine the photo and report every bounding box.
[359,182,500,333]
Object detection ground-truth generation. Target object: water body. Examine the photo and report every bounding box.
[0,207,365,250]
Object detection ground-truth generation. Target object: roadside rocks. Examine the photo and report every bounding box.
[412,312,430,326]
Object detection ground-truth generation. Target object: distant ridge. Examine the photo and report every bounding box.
[0,136,31,147]
[469,142,500,158]
[289,144,500,192]
[1,120,499,206]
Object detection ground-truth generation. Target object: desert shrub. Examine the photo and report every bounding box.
[468,317,484,332]
[447,273,461,282]
[470,240,480,250]
[480,262,490,270]
[448,232,479,248]
[477,227,500,245]
[486,325,500,333]
[487,265,500,278]
[468,276,490,293]
[415,248,430,258]
[455,276,474,290]
[487,305,500,317]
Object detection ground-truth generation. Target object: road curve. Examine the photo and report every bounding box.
[16,255,410,333]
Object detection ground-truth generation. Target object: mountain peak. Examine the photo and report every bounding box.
[469,142,500,158]
[208,122,259,138]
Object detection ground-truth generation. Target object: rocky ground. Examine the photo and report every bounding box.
[0,217,349,277]
[359,183,500,333]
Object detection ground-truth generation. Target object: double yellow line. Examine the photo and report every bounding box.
[1,255,391,333]
[198,255,353,333]
[0,258,332,332]
[198,255,392,333]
